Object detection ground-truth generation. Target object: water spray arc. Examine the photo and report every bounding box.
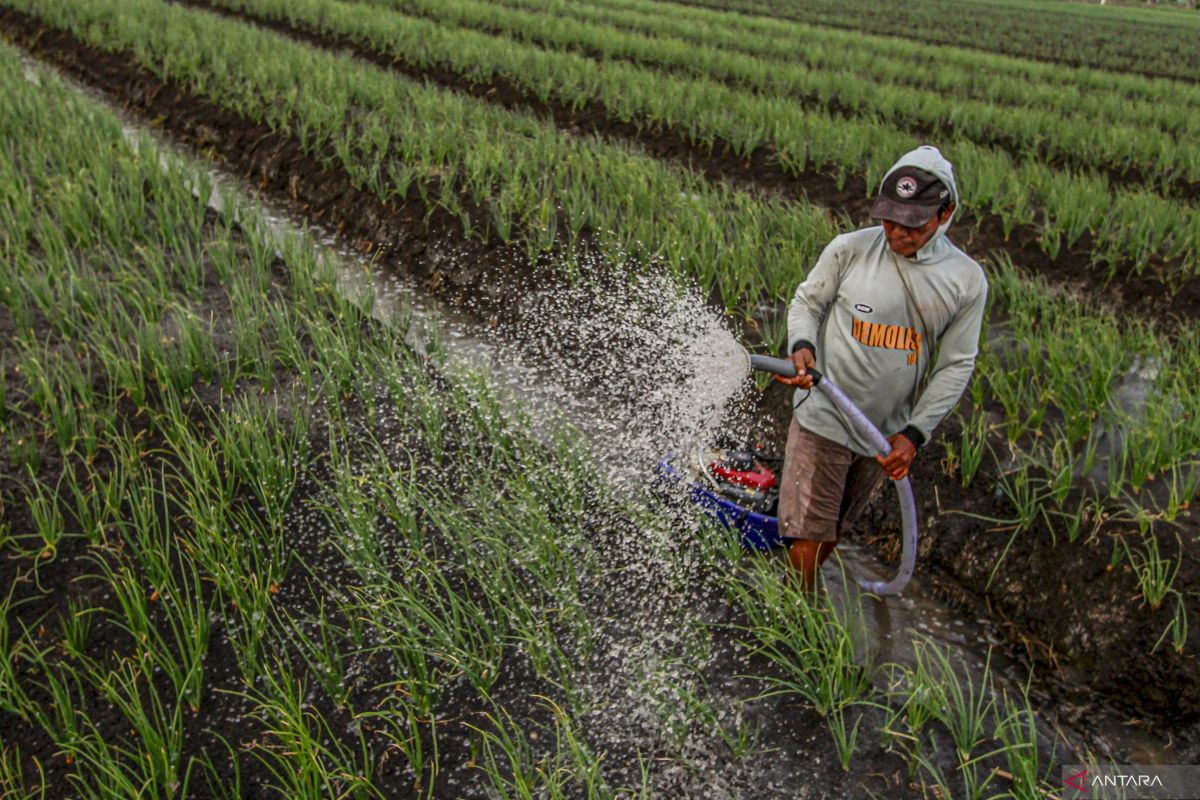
[750,355,919,597]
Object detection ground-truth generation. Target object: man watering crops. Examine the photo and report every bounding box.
[775,146,988,591]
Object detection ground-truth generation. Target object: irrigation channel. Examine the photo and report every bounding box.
[236,171,1186,779]
[13,48,1182,795]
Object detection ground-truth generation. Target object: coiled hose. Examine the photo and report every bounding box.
[750,355,918,596]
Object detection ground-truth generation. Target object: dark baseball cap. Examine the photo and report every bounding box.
[869,166,952,228]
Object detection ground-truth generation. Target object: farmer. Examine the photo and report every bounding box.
[775,145,988,591]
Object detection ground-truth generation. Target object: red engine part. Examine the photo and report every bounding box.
[707,459,778,492]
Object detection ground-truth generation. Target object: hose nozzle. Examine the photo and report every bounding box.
[750,354,822,385]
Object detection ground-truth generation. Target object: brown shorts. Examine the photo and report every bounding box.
[777,419,886,543]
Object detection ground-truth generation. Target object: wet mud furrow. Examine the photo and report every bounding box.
[171,0,1200,325]
[0,11,561,334]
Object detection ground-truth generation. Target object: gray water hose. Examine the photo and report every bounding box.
[750,355,918,596]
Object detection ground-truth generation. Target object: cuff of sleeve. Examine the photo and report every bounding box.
[791,339,817,358]
[899,425,926,449]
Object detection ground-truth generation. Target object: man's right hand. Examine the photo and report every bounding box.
[773,347,815,389]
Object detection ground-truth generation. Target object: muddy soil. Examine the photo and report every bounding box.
[0,10,563,330]
[173,0,1200,325]
[3,1,1199,776]
[187,0,1198,203]
[0,15,928,800]
[755,380,1200,761]
[664,0,1200,85]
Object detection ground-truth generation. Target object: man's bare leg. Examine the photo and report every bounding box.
[787,539,838,593]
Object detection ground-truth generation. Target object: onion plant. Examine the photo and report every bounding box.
[1120,533,1183,612]
[81,656,190,800]
[729,557,875,767]
[0,584,34,721]
[0,743,46,800]
[375,0,1200,131]
[468,699,615,799]
[357,0,1200,192]
[242,659,384,800]
[191,0,1200,275]
[994,686,1058,800]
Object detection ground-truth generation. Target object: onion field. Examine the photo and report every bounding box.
[1,0,1198,797]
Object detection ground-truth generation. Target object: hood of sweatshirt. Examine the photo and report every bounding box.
[878,146,960,258]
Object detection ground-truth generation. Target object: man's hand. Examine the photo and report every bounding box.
[773,347,816,389]
[876,433,917,480]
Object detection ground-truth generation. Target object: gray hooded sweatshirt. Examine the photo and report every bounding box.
[787,146,988,456]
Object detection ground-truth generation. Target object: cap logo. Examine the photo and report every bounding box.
[895,176,919,199]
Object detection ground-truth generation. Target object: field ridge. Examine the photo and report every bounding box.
[167,0,1200,326]
[0,10,566,326]
[663,0,1200,84]
[345,0,1200,203]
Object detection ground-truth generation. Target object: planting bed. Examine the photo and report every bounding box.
[669,0,1200,83]
[3,0,1200,796]
[175,0,1200,299]
[334,0,1200,202]
[0,44,945,798]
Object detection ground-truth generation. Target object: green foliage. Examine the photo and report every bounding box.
[212,0,1200,275]
[0,4,1189,794]
[672,0,1200,83]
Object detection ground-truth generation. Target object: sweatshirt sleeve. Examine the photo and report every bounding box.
[905,273,988,441]
[787,238,843,355]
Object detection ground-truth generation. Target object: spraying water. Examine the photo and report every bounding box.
[487,264,752,485]
[30,51,1170,788]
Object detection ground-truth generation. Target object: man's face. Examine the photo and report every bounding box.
[882,204,954,257]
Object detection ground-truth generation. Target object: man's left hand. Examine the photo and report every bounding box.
[876,433,916,480]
